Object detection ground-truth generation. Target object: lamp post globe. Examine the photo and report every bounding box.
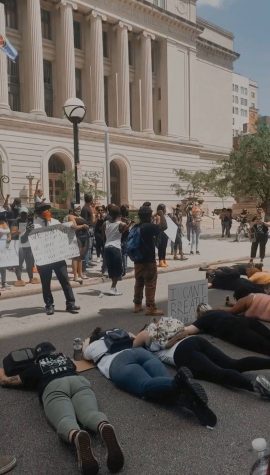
[63,98,86,204]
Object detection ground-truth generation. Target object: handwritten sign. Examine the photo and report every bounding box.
[164,216,178,242]
[0,240,19,267]
[168,279,208,324]
[28,224,80,266]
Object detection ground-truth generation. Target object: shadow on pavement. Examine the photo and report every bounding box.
[0,307,45,319]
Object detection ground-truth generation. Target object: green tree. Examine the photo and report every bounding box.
[59,170,106,205]
[171,169,208,200]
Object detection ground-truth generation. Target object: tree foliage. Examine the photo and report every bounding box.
[59,170,106,204]
[172,125,270,211]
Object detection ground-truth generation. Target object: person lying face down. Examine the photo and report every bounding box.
[83,327,217,428]
[0,341,124,475]
[174,304,270,357]
[133,319,270,400]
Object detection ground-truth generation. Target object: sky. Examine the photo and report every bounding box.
[197,0,270,115]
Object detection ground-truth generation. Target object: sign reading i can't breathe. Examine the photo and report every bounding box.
[28,224,80,266]
[168,280,208,324]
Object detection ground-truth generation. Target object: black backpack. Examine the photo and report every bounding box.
[3,348,35,376]
[104,329,133,354]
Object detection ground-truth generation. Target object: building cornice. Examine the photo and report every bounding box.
[197,37,239,61]
[197,17,234,40]
[0,115,230,160]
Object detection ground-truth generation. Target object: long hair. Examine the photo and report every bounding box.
[89,327,106,343]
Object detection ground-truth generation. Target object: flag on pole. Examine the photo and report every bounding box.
[0,34,18,62]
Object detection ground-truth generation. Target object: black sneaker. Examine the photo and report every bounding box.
[100,423,124,473]
[66,304,80,314]
[175,367,217,428]
[190,251,194,255]
[196,251,200,255]
[45,305,54,315]
[74,431,99,475]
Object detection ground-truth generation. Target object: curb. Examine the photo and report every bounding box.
[0,254,259,301]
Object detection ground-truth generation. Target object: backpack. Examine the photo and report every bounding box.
[147,317,185,348]
[126,225,144,262]
[104,329,133,354]
[3,348,35,376]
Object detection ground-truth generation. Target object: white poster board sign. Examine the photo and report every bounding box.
[164,216,178,242]
[168,279,208,324]
[28,224,80,266]
[0,240,19,267]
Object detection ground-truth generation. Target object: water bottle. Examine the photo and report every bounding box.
[250,438,270,474]
[73,338,83,361]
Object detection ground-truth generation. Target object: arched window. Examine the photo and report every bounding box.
[48,155,66,207]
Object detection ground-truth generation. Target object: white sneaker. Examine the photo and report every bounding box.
[114,289,123,296]
[254,375,270,399]
[108,288,117,295]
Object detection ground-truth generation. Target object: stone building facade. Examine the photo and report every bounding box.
[0,0,239,210]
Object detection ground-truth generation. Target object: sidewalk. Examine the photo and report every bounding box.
[1,233,266,300]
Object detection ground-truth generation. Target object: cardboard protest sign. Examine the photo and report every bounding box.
[0,240,19,267]
[164,216,178,242]
[168,279,208,324]
[28,224,80,266]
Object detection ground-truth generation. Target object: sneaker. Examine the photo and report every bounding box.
[45,305,54,316]
[14,279,26,287]
[1,283,11,290]
[66,304,80,314]
[196,251,200,255]
[145,307,164,317]
[0,455,16,475]
[190,251,194,255]
[74,430,99,475]
[254,375,270,399]
[175,367,217,428]
[133,304,143,313]
[100,423,124,473]
[29,277,40,284]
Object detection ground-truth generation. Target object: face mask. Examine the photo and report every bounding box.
[41,210,52,221]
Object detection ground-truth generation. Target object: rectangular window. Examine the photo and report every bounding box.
[73,21,81,49]
[245,88,248,95]
[235,96,238,104]
[251,102,256,108]
[251,91,255,98]
[41,9,51,40]
[43,60,53,117]
[8,58,20,111]
[128,40,133,66]
[104,75,109,125]
[234,85,238,93]
[235,107,238,114]
[2,0,18,29]
[75,68,82,100]
[240,86,245,95]
[153,0,165,8]
[103,31,108,58]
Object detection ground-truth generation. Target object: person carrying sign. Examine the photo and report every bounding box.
[23,203,80,315]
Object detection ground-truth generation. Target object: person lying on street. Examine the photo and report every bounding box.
[133,326,270,400]
[169,305,270,357]
[0,342,124,475]
[83,327,217,429]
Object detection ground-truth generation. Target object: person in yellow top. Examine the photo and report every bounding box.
[247,267,270,286]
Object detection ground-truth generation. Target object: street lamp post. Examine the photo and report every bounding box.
[63,98,86,204]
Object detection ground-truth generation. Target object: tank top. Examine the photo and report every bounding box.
[105,221,122,249]
[245,294,270,322]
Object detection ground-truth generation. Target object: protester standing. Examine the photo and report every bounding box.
[66,205,89,284]
[103,205,129,295]
[10,207,39,285]
[120,205,131,276]
[249,215,270,264]
[170,205,187,261]
[0,211,11,290]
[94,206,105,264]
[34,180,46,204]
[190,202,203,255]
[186,203,193,243]
[81,194,96,270]
[155,204,169,268]
[23,203,80,315]
[132,206,167,316]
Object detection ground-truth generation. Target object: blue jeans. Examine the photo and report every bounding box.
[109,348,177,400]
[191,225,200,252]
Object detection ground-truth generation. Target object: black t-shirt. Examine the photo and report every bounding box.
[192,310,243,338]
[19,353,77,398]
[136,223,161,263]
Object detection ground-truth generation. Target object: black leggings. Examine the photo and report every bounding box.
[173,336,270,391]
[251,237,268,260]
[224,318,270,356]
[158,233,168,260]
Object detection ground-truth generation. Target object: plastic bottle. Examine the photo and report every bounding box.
[73,338,83,361]
[250,438,270,475]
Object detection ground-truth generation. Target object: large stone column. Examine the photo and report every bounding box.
[140,31,155,133]
[88,10,106,125]
[58,0,76,102]
[0,3,10,113]
[116,21,132,129]
[26,0,45,114]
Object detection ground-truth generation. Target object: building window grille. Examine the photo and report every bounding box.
[8,58,20,111]
[41,9,51,40]
[43,60,53,117]
[73,21,81,49]
[75,68,82,100]
[1,0,18,29]
[103,31,109,58]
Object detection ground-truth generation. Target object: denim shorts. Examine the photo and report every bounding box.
[104,246,123,279]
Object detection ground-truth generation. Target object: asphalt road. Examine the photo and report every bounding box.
[1,267,269,475]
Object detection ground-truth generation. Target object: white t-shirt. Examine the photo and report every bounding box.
[149,337,192,367]
[33,217,60,229]
[83,338,126,379]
